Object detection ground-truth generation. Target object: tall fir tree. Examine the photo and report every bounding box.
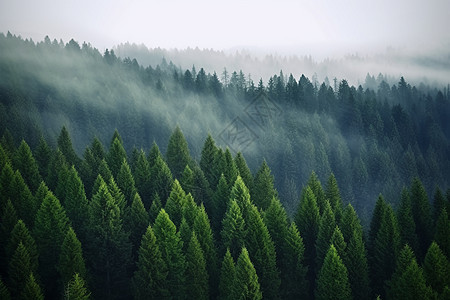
[200,134,218,188]
[233,247,262,300]
[0,277,11,300]
[434,208,450,258]
[124,192,149,260]
[0,199,17,276]
[10,170,36,228]
[340,203,363,245]
[229,175,252,223]
[185,232,209,300]
[153,209,186,299]
[180,165,194,195]
[65,273,91,300]
[58,227,87,287]
[325,173,343,224]
[8,242,32,298]
[166,126,191,180]
[219,249,236,300]
[20,272,44,300]
[252,160,276,210]
[57,126,81,169]
[45,148,67,191]
[234,152,253,195]
[34,136,52,180]
[223,148,238,190]
[307,171,326,214]
[116,159,137,205]
[434,187,446,224]
[315,200,336,270]
[12,140,41,192]
[149,153,173,206]
[6,220,38,274]
[132,225,168,299]
[212,173,229,233]
[107,136,127,179]
[221,199,246,260]
[397,188,419,253]
[133,149,152,208]
[165,179,187,227]
[423,241,450,295]
[344,228,370,299]
[315,245,351,300]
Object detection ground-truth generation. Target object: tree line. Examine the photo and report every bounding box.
[0,126,449,299]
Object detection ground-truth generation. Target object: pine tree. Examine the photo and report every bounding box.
[234,152,253,195]
[410,177,433,260]
[182,193,199,228]
[107,136,127,178]
[325,173,343,224]
[330,225,347,264]
[233,247,262,300]
[8,242,31,298]
[316,200,336,270]
[191,165,212,210]
[435,208,450,258]
[200,134,218,188]
[87,180,132,299]
[434,187,446,224]
[6,220,38,273]
[368,194,387,262]
[423,241,450,295]
[0,199,17,276]
[340,203,363,245]
[149,154,173,206]
[0,277,11,300]
[212,173,230,233]
[57,126,81,168]
[165,179,187,227]
[397,188,419,253]
[219,249,235,300]
[179,217,192,252]
[307,171,326,214]
[148,193,162,224]
[34,136,52,180]
[252,160,276,210]
[46,148,67,191]
[315,245,351,300]
[185,232,209,300]
[388,244,433,299]
[180,165,194,195]
[132,225,168,299]
[125,192,149,259]
[65,273,91,300]
[221,199,246,259]
[295,186,320,296]
[59,227,87,286]
[34,181,50,215]
[223,148,238,190]
[10,170,36,227]
[133,149,151,208]
[12,140,42,192]
[107,176,127,213]
[166,126,191,179]
[153,209,185,299]
[0,162,15,204]
[283,222,308,299]
[116,159,137,205]
[97,158,112,183]
[344,228,370,299]
[20,272,44,300]
[229,175,252,222]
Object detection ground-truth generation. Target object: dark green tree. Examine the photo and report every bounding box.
[149,154,173,206]
[180,165,194,195]
[107,136,127,178]
[166,126,191,179]
[153,209,185,299]
[423,241,450,295]
[316,200,336,270]
[221,199,246,259]
[58,227,87,286]
[200,134,218,188]
[107,176,127,213]
[8,242,31,298]
[0,199,17,276]
[0,277,10,300]
[307,171,326,214]
[229,175,252,222]
[252,160,276,210]
[219,249,235,300]
[20,272,43,300]
[233,247,262,300]
[10,170,35,227]
[434,208,450,258]
[45,148,67,191]
[57,126,81,168]
[133,149,152,208]
[125,193,149,259]
[434,187,446,224]
[212,173,229,233]
[12,140,41,192]
[165,179,187,227]
[315,245,351,300]
[397,188,419,253]
[234,152,253,195]
[340,203,363,245]
[65,273,91,300]
[6,220,38,273]
[116,159,137,205]
[344,228,370,299]
[185,232,209,300]
[325,173,343,224]
[223,148,238,190]
[330,225,347,266]
[132,225,168,299]
[148,193,162,224]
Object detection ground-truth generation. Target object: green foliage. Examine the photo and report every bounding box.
[315,245,351,300]
[344,228,370,299]
[397,188,419,253]
[133,149,151,208]
[325,173,343,223]
[12,140,42,192]
[7,220,38,273]
[0,277,10,300]
[233,247,262,300]
[107,137,127,178]
[223,148,238,189]
[8,242,31,298]
[435,208,450,258]
[340,203,363,245]
[180,164,194,195]
[252,160,276,210]
[330,225,347,263]
[212,173,230,232]
[149,153,173,206]
[185,232,209,300]
[57,126,81,168]
[125,192,149,258]
[10,170,36,227]
[0,199,17,275]
[153,209,186,299]
[132,225,168,299]
[316,200,336,270]
[219,249,236,300]
[423,241,450,295]
[229,175,252,222]
[234,152,253,194]
[116,159,137,205]
[65,273,91,300]
[264,197,289,271]
[166,126,191,179]
[165,179,187,227]
[221,199,246,259]
[21,273,44,300]
[59,227,87,286]
[307,171,326,214]
[46,148,67,191]
[200,134,218,188]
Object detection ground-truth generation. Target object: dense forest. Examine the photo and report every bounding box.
[1,32,450,299]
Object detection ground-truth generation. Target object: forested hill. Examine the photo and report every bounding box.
[1,32,450,217]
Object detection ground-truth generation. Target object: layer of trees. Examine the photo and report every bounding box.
[0,127,449,299]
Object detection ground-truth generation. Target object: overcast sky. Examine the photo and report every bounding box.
[1,0,449,57]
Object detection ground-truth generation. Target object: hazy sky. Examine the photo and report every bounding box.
[1,0,449,56]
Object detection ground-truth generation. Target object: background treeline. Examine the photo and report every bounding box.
[0,127,449,299]
[1,32,450,219]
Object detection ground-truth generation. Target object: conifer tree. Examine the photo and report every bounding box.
[252,160,276,210]
[434,187,446,224]
[200,134,218,188]
[107,176,127,213]
[368,194,387,260]
[191,165,212,209]
[340,203,363,245]
[182,193,199,227]
[330,225,347,264]
[34,181,50,215]
[295,185,320,295]
[185,232,209,300]
[315,245,351,300]
[223,148,238,189]
[57,126,81,168]
[97,158,112,182]
[229,175,252,222]
[34,192,70,298]
[34,136,52,180]
[107,136,127,178]
[423,241,450,295]
[153,209,186,299]
[219,249,235,300]
[6,220,38,273]
[307,171,326,214]
[58,227,87,286]
[116,159,137,205]
[65,273,91,300]
[132,225,168,299]
[55,162,70,201]
[125,192,149,258]
[149,154,173,206]
[133,149,151,208]
[10,170,35,227]
[0,199,17,276]
[397,188,419,253]
[180,164,194,195]
[12,140,41,192]
[179,217,192,252]
[166,126,191,179]
[316,200,336,270]
[8,242,31,298]
[283,222,308,299]
[165,179,187,227]
[46,148,67,191]
[0,162,14,204]
[234,152,253,195]
[148,193,162,223]
[212,173,229,232]
[221,199,246,259]
[233,247,262,300]
[0,277,10,300]
[435,208,450,258]
[344,228,370,299]
[20,272,43,300]
[325,173,343,223]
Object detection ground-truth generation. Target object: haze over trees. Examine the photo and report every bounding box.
[0,32,450,299]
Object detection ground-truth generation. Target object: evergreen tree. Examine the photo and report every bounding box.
[20,272,44,300]
[307,171,326,214]
[435,208,450,258]
[34,136,52,180]
[191,165,212,210]
[107,176,127,213]
[295,186,320,296]
[397,188,419,253]
[0,162,15,204]
[185,232,209,300]
[388,244,433,300]
[125,192,149,259]
[12,140,41,192]
[219,249,235,300]
[46,148,67,191]
[180,165,194,195]
[133,149,151,208]
[116,159,137,205]
[153,209,186,299]
[330,225,347,264]
[340,203,363,245]
[8,242,31,298]
[315,245,351,300]
[165,179,187,227]
[34,191,70,298]
[434,187,446,224]
[148,193,162,224]
[229,175,252,222]
[344,228,370,299]
[57,126,81,168]
[58,227,87,286]
[283,222,308,299]
[368,194,387,261]
[87,180,132,299]
[65,273,91,300]
[182,193,198,227]
[252,160,276,210]
[107,136,127,178]
[423,241,450,295]
[179,217,192,252]
[166,126,191,179]
[0,277,10,300]
[149,154,173,206]
[410,177,433,260]
[97,158,113,183]
[200,134,218,188]
[325,173,343,223]
[223,148,238,190]
[221,199,246,259]
[10,170,35,227]
[132,225,168,299]
[234,152,253,195]
[212,173,229,233]
[233,247,262,300]
[6,220,38,273]
[0,199,17,276]
[316,200,336,270]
